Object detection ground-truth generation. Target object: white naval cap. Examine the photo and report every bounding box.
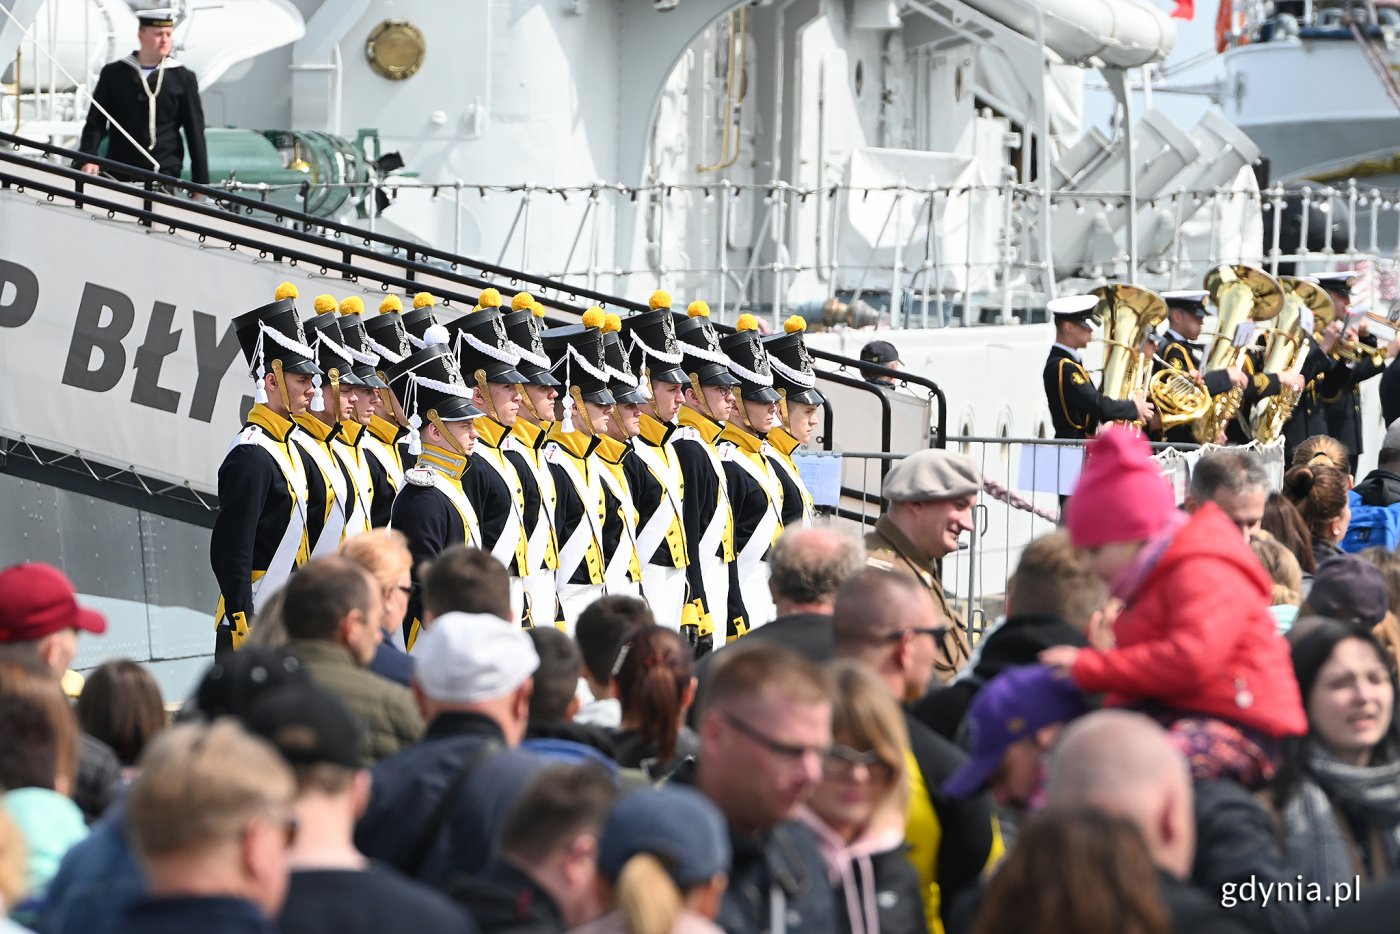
[1047,294,1101,326]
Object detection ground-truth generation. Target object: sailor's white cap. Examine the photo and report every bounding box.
[1047,294,1101,326]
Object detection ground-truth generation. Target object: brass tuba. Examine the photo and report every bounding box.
[1092,285,1208,428]
[1251,276,1329,445]
[1193,265,1283,443]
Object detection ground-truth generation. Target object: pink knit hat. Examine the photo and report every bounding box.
[1065,426,1177,548]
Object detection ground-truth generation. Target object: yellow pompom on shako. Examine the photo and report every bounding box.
[379,295,403,315]
[512,292,536,312]
[477,288,503,309]
[784,315,807,334]
[414,292,437,309]
[313,294,337,315]
[582,307,606,329]
[650,290,672,311]
[687,301,710,318]
[603,313,622,333]
[275,282,298,301]
[339,296,365,315]
[735,313,759,332]
[530,301,547,318]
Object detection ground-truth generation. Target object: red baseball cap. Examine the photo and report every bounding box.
[0,563,108,642]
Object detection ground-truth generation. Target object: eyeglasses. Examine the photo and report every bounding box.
[722,712,829,763]
[823,744,896,784]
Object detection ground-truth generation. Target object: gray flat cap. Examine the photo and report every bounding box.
[883,449,981,502]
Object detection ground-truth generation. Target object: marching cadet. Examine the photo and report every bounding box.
[716,315,785,636]
[330,297,391,528]
[445,288,532,622]
[385,342,486,647]
[1154,290,1249,444]
[619,298,692,635]
[293,299,369,553]
[597,314,645,600]
[763,315,824,528]
[359,296,417,523]
[1042,294,1150,439]
[671,296,738,655]
[503,294,562,628]
[210,283,321,654]
[541,311,617,633]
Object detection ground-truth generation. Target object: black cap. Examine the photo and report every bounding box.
[501,308,562,387]
[304,312,366,388]
[191,649,310,722]
[719,322,781,404]
[859,339,900,366]
[233,294,322,378]
[445,308,528,386]
[1162,290,1209,317]
[362,303,414,384]
[764,316,826,406]
[674,305,739,387]
[542,320,616,406]
[603,323,647,405]
[242,683,364,769]
[385,344,486,423]
[619,308,687,386]
[334,307,389,390]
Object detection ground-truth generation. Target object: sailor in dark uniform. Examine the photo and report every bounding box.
[385,343,485,648]
[502,294,563,629]
[445,288,532,623]
[595,314,645,601]
[1279,276,1359,463]
[293,300,370,554]
[620,297,693,635]
[764,315,824,528]
[716,315,785,637]
[359,297,417,524]
[1317,272,1391,473]
[77,9,208,185]
[332,296,392,528]
[541,312,618,633]
[1152,290,1248,445]
[1042,294,1149,439]
[210,283,322,654]
[671,297,739,655]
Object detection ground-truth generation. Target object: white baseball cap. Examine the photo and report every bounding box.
[412,612,539,703]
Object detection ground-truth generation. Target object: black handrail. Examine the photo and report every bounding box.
[810,349,949,452]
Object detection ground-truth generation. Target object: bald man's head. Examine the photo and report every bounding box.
[832,568,944,700]
[1047,711,1195,879]
[767,528,865,615]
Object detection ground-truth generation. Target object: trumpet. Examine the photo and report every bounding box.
[1312,296,1389,366]
[1194,264,1283,444]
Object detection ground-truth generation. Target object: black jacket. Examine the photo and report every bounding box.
[1355,467,1400,508]
[1043,345,1139,439]
[829,841,927,934]
[78,56,208,182]
[910,613,1088,742]
[1317,874,1400,933]
[355,712,546,890]
[451,862,564,934]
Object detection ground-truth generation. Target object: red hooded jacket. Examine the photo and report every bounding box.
[1071,502,1307,738]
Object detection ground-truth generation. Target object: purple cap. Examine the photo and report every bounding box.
[942,665,1089,798]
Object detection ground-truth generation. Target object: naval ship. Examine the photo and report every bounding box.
[0,0,1390,695]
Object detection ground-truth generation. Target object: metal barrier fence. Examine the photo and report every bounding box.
[827,437,1285,639]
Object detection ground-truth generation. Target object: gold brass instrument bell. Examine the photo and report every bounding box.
[1251,276,1329,445]
[1194,264,1283,443]
[1091,284,1210,429]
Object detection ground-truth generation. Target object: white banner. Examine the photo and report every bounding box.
[0,194,381,494]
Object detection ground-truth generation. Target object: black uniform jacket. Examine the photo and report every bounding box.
[1043,344,1139,439]
[78,55,208,182]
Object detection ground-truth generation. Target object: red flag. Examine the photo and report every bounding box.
[1172,0,1195,19]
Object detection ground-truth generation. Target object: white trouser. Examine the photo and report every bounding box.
[642,564,687,631]
[523,569,557,629]
[509,577,526,626]
[737,560,775,631]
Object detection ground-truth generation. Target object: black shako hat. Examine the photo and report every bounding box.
[384,344,485,425]
[621,296,688,386]
[362,298,414,385]
[763,315,827,406]
[333,299,389,390]
[445,307,528,387]
[400,292,443,350]
[233,285,321,379]
[719,317,781,404]
[673,300,739,388]
[602,317,647,405]
[501,304,562,387]
[542,314,616,407]
[304,307,366,389]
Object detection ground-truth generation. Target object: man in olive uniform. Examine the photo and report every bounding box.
[210,284,322,654]
[445,288,532,623]
[716,315,786,637]
[620,298,692,633]
[385,344,486,647]
[865,448,981,682]
[1043,295,1151,439]
[764,315,825,528]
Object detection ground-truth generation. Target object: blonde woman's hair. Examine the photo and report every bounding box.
[829,659,910,824]
[1250,536,1302,607]
[127,720,295,858]
[616,852,684,934]
[339,528,413,593]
